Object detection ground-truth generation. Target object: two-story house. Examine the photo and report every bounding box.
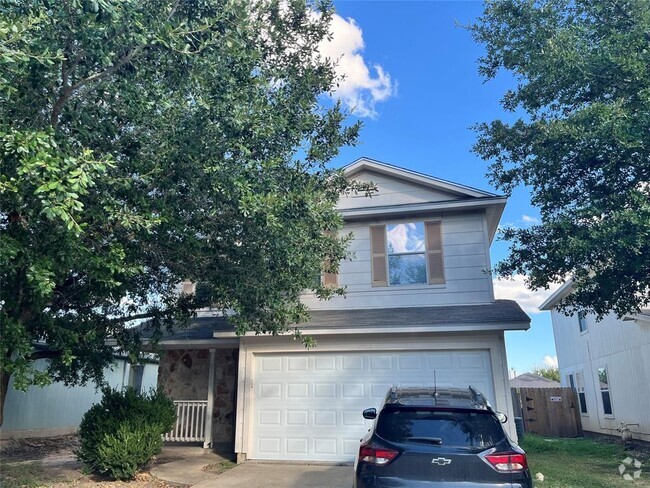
[155,158,530,462]
[540,280,650,444]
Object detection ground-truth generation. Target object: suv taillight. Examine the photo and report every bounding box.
[484,452,528,472]
[358,443,399,465]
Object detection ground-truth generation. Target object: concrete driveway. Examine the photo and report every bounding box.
[191,462,352,488]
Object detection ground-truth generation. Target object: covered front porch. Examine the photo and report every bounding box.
[158,345,239,452]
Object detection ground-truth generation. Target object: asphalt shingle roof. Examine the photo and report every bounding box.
[510,373,560,388]
[142,299,529,341]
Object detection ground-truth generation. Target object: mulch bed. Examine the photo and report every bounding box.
[0,434,80,462]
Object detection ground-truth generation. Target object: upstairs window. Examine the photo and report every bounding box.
[370,221,444,286]
[578,315,588,333]
[387,222,426,285]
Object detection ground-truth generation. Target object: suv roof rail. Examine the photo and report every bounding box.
[468,385,489,408]
[384,385,494,411]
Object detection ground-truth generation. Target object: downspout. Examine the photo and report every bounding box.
[204,348,216,449]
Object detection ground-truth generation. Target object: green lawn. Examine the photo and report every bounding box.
[521,435,649,487]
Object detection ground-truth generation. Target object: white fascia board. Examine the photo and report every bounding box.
[213,322,529,339]
[339,197,507,221]
[343,158,499,199]
[485,202,506,244]
[623,313,650,324]
[538,279,574,311]
[111,338,240,350]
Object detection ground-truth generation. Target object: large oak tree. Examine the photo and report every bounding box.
[0,0,370,425]
[469,0,650,318]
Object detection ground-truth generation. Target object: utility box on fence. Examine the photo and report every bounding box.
[511,387,583,437]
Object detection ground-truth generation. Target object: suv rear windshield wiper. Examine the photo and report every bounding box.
[404,437,443,444]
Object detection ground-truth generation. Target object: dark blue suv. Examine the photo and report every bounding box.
[354,386,532,488]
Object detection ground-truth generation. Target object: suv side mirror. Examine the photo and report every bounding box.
[495,411,508,423]
[362,408,377,420]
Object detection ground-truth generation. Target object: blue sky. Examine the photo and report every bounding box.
[325,1,559,374]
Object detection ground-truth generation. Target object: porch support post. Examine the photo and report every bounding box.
[203,348,216,449]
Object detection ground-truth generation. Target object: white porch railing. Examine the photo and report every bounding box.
[164,400,208,442]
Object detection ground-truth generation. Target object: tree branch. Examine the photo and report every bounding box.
[108,311,161,324]
[49,0,183,127]
[30,350,61,361]
[50,44,147,127]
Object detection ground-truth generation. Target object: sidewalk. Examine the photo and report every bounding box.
[151,446,352,487]
[151,445,234,487]
[190,462,351,488]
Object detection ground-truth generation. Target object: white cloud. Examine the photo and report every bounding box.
[543,355,559,368]
[387,223,425,253]
[319,14,395,118]
[521,214,540,224]
[493,274,561,314]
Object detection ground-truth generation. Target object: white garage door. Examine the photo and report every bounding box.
[250,349,494,461]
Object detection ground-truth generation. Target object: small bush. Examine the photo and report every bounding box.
[95,423,163,480]
[77,387,176,480]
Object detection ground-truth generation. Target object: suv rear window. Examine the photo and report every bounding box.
[376,409,505,448]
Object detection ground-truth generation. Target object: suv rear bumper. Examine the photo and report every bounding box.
[355,476,532,488]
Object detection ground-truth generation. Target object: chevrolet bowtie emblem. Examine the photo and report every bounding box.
[431,457,452,465]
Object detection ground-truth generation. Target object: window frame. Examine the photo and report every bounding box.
[385,221,428,286]
[575,370,588,416]
[578,315,588,334]
[128,364,145,394]
[370,220,445,288]
[597,365,614,417]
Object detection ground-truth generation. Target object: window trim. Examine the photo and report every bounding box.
[597,365,614,418]
[386,222,428,286]
[371,220,445,288]
[575,370,588,416]
[128,364,145,394]
[578,315,588,334]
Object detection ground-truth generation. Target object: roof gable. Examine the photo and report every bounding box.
[341,158,498,207]
[338,158,506,243]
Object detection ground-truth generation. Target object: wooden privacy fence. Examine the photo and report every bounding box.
[511,387,583,438]
[164,400,208,442]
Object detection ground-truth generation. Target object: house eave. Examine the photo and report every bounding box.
[538,279,574,311]
[214,321,529,339]
[623,312,650,324]
[340,197,506,219]
[106,337,240,350]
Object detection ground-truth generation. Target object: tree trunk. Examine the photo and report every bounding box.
[0,368,10,428]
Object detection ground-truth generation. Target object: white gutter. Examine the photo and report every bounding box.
[213,321,530,339]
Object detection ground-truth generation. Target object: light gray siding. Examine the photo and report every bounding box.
[552,310,650,443]
[302,212,493,310]
[0,358,158,438]
[338,170,463,210]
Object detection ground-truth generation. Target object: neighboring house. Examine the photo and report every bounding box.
[155,158,530,462]
[0,355,158,439]
[540,281,650,443]
[510,373,560,389]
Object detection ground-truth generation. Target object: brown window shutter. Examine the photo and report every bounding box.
[370,225,388,287]
[181,280,196,295]
[425,221,445,284]
[323,271,338,287]
[322,258,339,288]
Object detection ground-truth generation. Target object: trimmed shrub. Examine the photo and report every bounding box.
[94,423,163,480]
[77,387,176,480]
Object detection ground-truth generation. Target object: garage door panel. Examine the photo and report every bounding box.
[251,350,494,461]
